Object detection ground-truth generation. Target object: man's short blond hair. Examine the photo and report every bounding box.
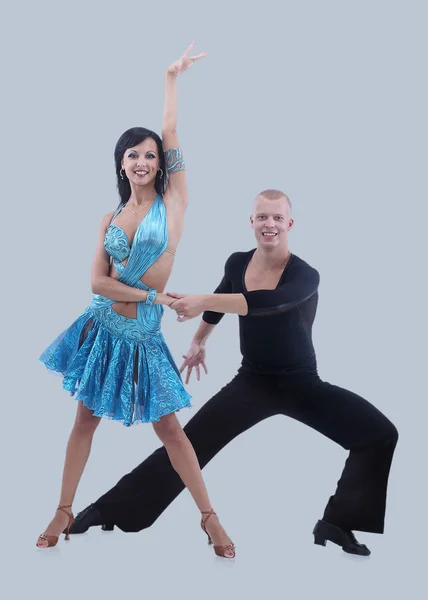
[255,189,292,209]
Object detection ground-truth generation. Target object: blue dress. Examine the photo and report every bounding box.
[39,194,192,426]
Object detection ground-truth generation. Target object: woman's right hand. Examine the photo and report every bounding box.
[179,341,208,384]
[154,292,176,307]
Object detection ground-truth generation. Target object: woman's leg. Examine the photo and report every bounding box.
[152,412,235,557]
[92,370,278,532]
[37,402,101,546]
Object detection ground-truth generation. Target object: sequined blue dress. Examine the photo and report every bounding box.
[39,193,192,426]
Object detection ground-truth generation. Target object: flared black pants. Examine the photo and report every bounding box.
[95,365,398,533]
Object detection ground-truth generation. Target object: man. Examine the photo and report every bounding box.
[70,189,398,556]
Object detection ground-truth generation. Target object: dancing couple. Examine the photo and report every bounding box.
[37,44,398,558]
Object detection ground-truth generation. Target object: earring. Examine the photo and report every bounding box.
[120,168,125,180]
[158,168,164,179]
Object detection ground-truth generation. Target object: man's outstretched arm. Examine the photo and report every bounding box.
[171,263,320,320]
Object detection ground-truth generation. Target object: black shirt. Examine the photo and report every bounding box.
[202,250,320,372]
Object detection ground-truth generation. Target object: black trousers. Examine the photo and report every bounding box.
[95,365,398,534]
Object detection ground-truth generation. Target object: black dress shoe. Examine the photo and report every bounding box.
[312,520,371,556]
[68,504,115,534]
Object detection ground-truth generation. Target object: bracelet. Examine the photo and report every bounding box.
[164,147,185,174]
[145,288,157,306]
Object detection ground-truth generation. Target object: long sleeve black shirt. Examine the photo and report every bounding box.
[202,250,320,372]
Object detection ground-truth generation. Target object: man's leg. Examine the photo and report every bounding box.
[318,385,398,534]
[274,373,398,551]
[72,370,279,532]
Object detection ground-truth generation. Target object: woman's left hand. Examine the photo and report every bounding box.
[167,41,207,76]
[167,292,208,321]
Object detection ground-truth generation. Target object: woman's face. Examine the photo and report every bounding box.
[121,137,160,187]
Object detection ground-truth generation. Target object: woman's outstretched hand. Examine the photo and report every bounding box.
[167,41,207,76]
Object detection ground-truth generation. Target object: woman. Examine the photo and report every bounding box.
[37,43,235,559]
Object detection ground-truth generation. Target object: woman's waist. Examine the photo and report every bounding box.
[99,300,142,319]
[90,294,162,314]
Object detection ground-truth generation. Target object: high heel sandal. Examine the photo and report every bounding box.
[36,505,75,548]
[200,509,235,559]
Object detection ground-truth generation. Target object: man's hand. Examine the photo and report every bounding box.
[179,341,208,384]
[167,292,208,321]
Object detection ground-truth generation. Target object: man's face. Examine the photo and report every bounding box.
[250,196,294,248]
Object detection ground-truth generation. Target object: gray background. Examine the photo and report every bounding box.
[1,0,426,598]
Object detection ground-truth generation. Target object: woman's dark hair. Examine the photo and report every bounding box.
[114,127,166,207]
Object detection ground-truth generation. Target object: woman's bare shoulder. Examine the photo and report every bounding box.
[99,208,118,228]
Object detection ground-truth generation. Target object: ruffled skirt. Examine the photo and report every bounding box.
[39,305,192,426]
